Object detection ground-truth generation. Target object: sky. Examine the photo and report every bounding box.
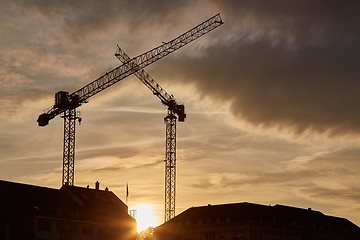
[1,0,360,227]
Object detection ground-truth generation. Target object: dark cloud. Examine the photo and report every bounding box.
[162,0,360,137]
[5,0,360,137]
[13,0,191,41]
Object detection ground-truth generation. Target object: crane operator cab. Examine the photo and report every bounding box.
[37,91,70,127]
[177,104,186,122]
[54,91,69,109]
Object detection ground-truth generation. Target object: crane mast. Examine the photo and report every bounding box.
[61,109,80,186]
[115,46,185,221]
[164,111,176,221]
[37,13,223,189]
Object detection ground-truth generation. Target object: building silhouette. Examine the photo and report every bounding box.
[0,180,136,240]
[155,202,360,240]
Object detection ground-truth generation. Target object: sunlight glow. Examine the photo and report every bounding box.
[135,204,159,232]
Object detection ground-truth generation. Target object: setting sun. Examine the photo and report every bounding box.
[135,204,159,232]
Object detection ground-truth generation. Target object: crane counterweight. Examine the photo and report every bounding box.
[37,113,50,127]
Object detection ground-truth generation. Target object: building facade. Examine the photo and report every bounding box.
[155,202,360,240]
[0,180,137,240]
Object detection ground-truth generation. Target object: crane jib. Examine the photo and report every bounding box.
[37,13,223,126]
[115,47,174,105]
[75,13,222,102]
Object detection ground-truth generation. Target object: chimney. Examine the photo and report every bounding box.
[95,181,100,199]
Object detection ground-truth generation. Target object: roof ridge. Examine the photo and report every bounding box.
[0,179,58,191]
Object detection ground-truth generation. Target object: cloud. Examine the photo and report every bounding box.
[177,142,360,215]
[5,0,360,138]
[0,3,104,119]
[0,0,201,121]
[11,0,192,41]
[1,0,360,226]
[155,0,360,138]
[302,185,360,202]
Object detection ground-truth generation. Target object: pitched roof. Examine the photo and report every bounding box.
[61,184,130,220]
[158,202,360,232]
[0,180,132,222]
[0,179,60,218]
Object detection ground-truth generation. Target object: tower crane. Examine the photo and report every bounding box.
[115,46,185,222]
[37,13,223,189]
